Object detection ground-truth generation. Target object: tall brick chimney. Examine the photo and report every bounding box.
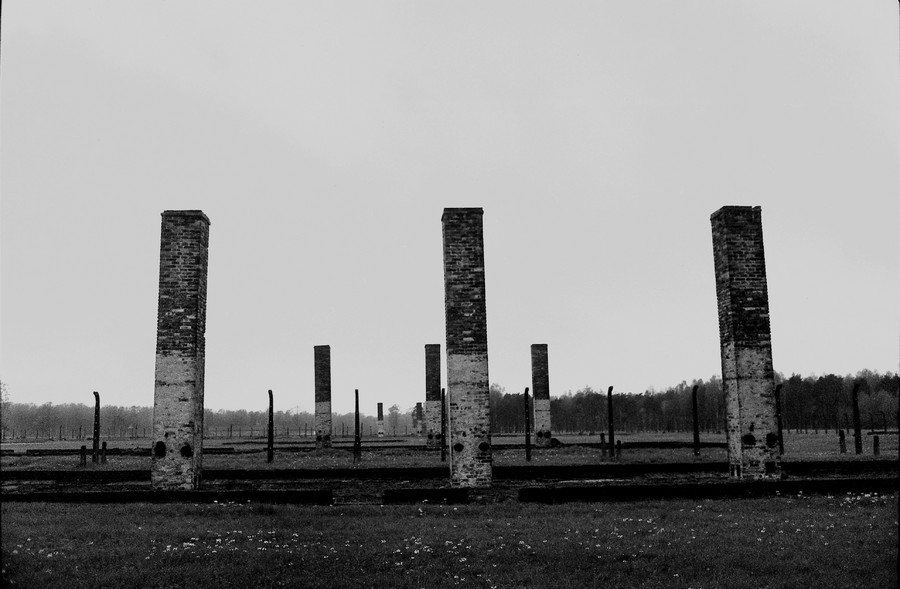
[314,345,333,449]
[531,344,552,448]
[441,208,492,488]
[377,402,384,437]
[151,210,210,490]
[425,344,442,448]
[711,206,780,478]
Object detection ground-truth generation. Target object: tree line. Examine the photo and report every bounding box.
[0,395,421,441]
[1,370,896,440]
[491,370,898,435]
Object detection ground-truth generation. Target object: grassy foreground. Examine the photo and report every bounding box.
[2,493,897,589]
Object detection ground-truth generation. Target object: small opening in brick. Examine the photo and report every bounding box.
[180,444,193,458]
[764,460,777,474]
[546,430,551,437]
[741,433,756,446]
[536,431,543,439]
[765,432,779,448]
[427,433,434,440]
[453,443,464,452]
[477,441,490,452]
[316,435,322,441]
[153,441,166,458]
[435,434,442,440]
[324,434,331,442]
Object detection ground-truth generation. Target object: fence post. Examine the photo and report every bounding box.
[92,391,101,463]
[774,384,785,455]
[101,441,107,464]
[267,390,274,464]
[440,388,447,463]
[851,382,863,454]
[691,385,701,457]
[607,386,615,458]
[600,433,606,458]
[524,387,531,462]
[615,439,622,460]
[354,389,361,465]
[838,429,847,454]
[873,435,880,456]
[79,445,87,467]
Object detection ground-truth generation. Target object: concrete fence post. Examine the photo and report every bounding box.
[774,384,785,456]
[441,388,447,463]
[267,390,274,464]
[691,385,701,457]
[524,387,532,462]
[92,391,100,464]
[851,382,863,455]
[607,386,615,458]
[354,389,361,464]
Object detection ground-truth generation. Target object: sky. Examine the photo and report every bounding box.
[1,2,898,415]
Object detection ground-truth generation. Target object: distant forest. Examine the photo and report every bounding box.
[0,370,897,441]
[493,370,898,435]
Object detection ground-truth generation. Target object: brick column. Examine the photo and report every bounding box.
[377,402,384,437]
[151,210,210,490]
[531,344,552,448]
[711,206,780,479]
[314,345,332,449]
[442,208,492,488]
[425,344,442,448]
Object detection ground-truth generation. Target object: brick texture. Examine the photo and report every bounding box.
[425,344,442,448]
[711,206,780,479]
[531,344,552,448]
[151,210,210,491]
[314,345,332,449]
[442,208,492,488]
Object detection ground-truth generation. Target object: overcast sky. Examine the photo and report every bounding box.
[1,2,898,415]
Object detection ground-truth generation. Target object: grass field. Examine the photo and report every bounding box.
[2,492,897,588]
[2,431,896,472]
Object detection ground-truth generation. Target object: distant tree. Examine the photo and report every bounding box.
[388,404,400,435]
[0,379,9,433]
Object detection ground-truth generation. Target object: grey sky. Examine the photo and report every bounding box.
[1,2,898,415]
